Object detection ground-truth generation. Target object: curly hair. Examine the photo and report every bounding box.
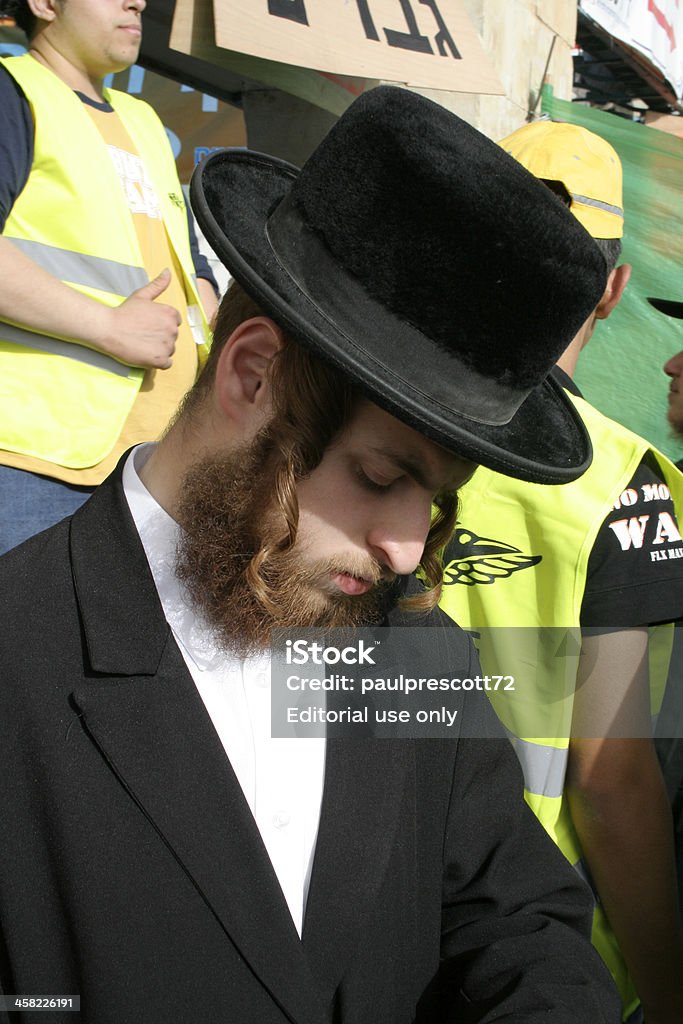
[182,280,458,616]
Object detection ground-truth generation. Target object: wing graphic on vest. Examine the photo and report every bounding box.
[443,528,542,586]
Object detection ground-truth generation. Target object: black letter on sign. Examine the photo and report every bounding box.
[268,0,308,26]
[384,0,432,53]
[420,0,461,58]
[355,0,380,41]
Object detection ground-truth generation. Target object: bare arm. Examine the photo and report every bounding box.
[0,236,181,369]
[568,628,683,1023]
[196,274,219,329]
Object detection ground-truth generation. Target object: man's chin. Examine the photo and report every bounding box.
[667,409,683,439]
[176,560,398,661]
[215,590,391,660]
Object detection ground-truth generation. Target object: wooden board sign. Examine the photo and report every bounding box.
[171,0,503,95]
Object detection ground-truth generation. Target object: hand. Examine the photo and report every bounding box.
[101,269,181,369]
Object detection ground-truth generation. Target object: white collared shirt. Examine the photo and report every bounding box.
[122,445,326,936]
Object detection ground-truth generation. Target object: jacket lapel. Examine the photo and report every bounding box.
[302,738,413,1003]
[69,466,328,1024]
[302,587,443,997]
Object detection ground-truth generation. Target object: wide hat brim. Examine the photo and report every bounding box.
[648,297,683,320]
[191,97,595,485]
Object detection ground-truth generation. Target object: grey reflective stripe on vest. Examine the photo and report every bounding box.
[2,321,135,378]
[7,237,148,295]
[571,192,624,219]
[507,732,568,798]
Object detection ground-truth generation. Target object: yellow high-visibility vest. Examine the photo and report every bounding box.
[439,390,683,1018]
[0,54,210,469]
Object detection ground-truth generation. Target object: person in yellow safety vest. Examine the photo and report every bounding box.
[0,0,218,554]
[439,119,683,1023]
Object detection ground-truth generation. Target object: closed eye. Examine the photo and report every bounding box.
[355,466,396,493]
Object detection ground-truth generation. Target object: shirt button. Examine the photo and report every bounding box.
[257,673,269,689]
[272,812,290,829]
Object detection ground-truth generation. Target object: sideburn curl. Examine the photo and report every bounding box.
[245,342,357,616]
[249,340,459,617]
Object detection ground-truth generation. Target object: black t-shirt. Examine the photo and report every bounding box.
[0,63,218,292]
[552,367,683,628]
[583,452,683,626]
[0,67,32,229]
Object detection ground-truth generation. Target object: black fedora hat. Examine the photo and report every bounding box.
[648,297,683,320]
[190,86,606,484]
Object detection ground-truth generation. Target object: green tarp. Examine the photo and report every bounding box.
[542,86,683,463]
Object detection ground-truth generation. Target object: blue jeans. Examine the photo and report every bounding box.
[0,465,93,555]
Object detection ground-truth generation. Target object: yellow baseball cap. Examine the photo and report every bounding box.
[499,120,623,239]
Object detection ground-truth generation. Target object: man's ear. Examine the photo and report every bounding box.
[595,263,632,321]
[213,317,284,429]
[26,0,59,25]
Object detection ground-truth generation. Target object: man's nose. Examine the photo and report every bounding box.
[663,351,683,378]
[366,500,432,576]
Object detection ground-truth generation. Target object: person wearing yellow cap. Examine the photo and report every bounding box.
[439,119,683,1023]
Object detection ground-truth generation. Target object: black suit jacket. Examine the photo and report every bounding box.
[0,463,620,1023]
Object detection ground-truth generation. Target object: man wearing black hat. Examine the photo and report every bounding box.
[0,87,620,1022]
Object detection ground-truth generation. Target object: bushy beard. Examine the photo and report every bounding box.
[174,442,399,658]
